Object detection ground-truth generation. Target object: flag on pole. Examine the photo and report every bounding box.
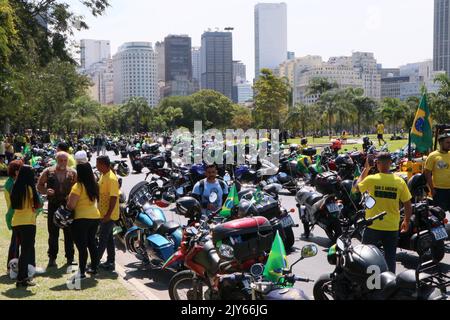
[263,231,288,284]
[410,94,433,153]
[250,186,263,205]
[314,155,324,174]
[219,184,240,218]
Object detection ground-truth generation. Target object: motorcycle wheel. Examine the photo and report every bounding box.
[313,274,334,300]
[324,219,342,243]
[283,226,295,251]
[169,270,208,301]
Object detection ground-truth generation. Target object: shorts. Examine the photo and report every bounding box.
[377,134,384,140]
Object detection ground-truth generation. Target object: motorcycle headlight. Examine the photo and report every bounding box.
[219,244,234,260]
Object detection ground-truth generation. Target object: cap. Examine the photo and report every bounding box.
[438,132,450,142]
[74,151,88,164]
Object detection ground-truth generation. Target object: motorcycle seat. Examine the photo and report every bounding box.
[305,193,324,207]
[157,221,180,235]
[380,270,428,299]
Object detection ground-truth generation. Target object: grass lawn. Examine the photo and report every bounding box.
[286,134,408,154]
[0,177,136,300]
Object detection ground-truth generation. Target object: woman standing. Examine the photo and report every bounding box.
[66,163,100,280]
[4,160,23,273]
[10,165,42,287]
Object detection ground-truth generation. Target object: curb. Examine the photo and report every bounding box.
[115,263,161,300]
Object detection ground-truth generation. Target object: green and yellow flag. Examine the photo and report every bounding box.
[410,94,433,153]
[219,184,240,218]
[263,231,288,284]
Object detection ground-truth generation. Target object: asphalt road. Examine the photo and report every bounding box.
[92,151,450,300]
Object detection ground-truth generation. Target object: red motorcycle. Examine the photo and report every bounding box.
[163,216,273,300]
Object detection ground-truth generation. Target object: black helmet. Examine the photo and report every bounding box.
[117,162,130,177]
[237,198,257,217]
[289,144,299,153]
[335,154,354,167]
[53,206,74,229]
[362,136,370,144]
[408,174,428,197]
[175,197,201,219]
[301,138,308,146]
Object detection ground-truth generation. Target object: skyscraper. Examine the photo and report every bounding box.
[434,0,450,75]
[201,31,233,99]
[155,41,166,83]
[233,61,247,83]
[80,39,111,70]
[113,42,158,106]
[254,3,287,78]
[192,47,201,91]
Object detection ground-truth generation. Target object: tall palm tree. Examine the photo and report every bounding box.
[284,103,312,137]
[345,88,377,136]
[379,98,409,135]
[62,96,101,135]
[123,97,151,133]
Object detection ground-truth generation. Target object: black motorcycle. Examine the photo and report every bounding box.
[314,203,449,300]
[129,148,144,173]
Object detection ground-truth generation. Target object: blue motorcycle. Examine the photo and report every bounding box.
[124,182,183,269]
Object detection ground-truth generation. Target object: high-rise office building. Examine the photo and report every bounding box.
[113,42,158,106]
[254,3,287,78]
[434,0,450,75]
[83,59,114,105]
[155,41,165,82]
[201,31,233,99]
[80,39,111,70]
[233,61,247,83]
[192,47,202,83]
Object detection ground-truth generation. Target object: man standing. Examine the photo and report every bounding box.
[96,156,119,271]
[357,152,412,273]
[57,142,76,169]
[37,152,77,267]
[376,121,386,146]
[424,133,450,212]
[94,135,102,157]
[192,164,229,217]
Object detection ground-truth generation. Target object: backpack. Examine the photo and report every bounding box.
[197,179,227,199]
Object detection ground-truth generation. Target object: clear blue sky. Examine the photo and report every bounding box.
[71,0,434,79]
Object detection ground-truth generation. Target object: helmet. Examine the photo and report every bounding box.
[331,139,342,151]
[175,197,201,219]
[289,144,299,153]
[155,192,175,208]
[301,138,308,146]
[335,154,354,167]
[74,150,88,164]
[362,136,370,144]
[116,162,130,177]
[407,174,428,197]
[53,206,74,229]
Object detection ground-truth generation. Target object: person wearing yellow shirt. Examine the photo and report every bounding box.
[10,166,43,287]
[376,121,386,146]
[96,156,120,271]
[424,133,450,212]
[357,152,412,273]
[66,163,101,280]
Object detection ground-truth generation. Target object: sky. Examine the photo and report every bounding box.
[70,0,435,79]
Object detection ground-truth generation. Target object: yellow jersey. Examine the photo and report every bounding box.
[358,173,412,231]
[377,124,384,135]
[70,183,101,220]
[68,154,76,169]
[12,187,37,227]
[425,151,450,189]
[98,170,120,221]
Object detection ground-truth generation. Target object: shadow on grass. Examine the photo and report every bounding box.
[44,265,74,279]
[2,287,37,299]
[0,274,14,285]
[49,277,99,291]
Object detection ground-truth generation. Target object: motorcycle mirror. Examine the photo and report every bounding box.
[364,194,376,209]
[301,244,318,259]
[209,192,218,203]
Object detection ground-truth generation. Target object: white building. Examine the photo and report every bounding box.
[399,60,444,100]
[83,59,114,105]
[80,39,111,70]
[290,53,381,105]
[254,3,287,78]
[113,42,158,106]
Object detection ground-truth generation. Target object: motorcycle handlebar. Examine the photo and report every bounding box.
[294,276,313,283]
[366,211,387,225]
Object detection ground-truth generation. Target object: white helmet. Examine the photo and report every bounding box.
[8,258,36,280]
[74,150,88,164]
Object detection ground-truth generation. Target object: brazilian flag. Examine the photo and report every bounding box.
[263,231,288,284]
[219,184,239,218]
[314,155,324,174]
[411,94,433,153]
[251,187,263,205]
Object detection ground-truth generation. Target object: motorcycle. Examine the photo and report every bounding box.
[128,148,144,173]
[123,181,183,268]
[206,244,318,300]
[313,195,450,300]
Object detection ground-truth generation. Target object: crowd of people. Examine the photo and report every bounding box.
[2,137,122,288]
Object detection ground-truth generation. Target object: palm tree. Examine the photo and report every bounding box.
[379,98,409,135]
[430,74,450,124]
[62,96,101,135]
[307,77,339,96]
[344,88,377,136]
[284,103,312,137]
[123,97,151,133]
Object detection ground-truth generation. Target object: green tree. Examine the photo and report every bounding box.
[430,74,450,124]
[284,103,312,137]
[379,98,409,135]
[231,105,253,130]
[345,88,377,136]
[62,96,101,134]
[123,97,152,133]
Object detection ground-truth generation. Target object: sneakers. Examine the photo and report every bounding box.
[99,262,115,271]
[66,259,78,266]
[86,267,98,275]
[47,259,57,268]
[16,279,36,288]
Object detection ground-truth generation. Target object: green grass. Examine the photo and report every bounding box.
[0,177,136,300]
[286,134,408,154]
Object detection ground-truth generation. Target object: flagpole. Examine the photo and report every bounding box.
[408,130,412,161]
